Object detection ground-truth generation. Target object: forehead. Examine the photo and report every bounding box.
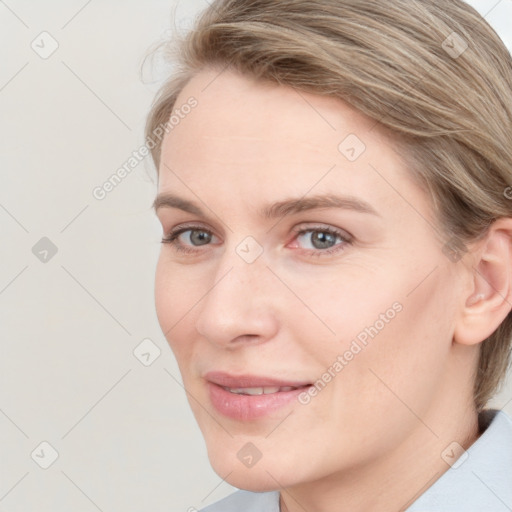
[163,67,380,158]
[156,67,425,222]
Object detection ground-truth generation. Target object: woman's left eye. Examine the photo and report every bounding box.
[292,226,352,256]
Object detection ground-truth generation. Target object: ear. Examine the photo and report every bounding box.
[454,218,512,346]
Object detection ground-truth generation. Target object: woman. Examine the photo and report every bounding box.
[146,1,512,510]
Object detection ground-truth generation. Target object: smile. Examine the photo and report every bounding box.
[204,372,313,420]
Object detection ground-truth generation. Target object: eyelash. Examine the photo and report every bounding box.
[160,224,353,257]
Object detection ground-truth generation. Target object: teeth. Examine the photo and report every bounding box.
[231,387,264,395]
[225,386,296,395]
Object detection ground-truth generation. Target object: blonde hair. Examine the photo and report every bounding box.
[145,0,512,411]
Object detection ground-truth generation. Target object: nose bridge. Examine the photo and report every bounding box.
[209,234,270,301]
[194,237,278,344]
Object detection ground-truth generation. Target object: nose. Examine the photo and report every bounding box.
[194,243,280,348]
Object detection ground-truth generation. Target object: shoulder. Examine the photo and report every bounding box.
[199,490,280,512]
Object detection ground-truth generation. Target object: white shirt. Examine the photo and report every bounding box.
[200,409,512,511]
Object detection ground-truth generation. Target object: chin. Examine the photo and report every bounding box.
[210,460,283,492]
[206,442,305,492]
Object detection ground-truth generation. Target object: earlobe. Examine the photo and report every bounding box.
[454,218,512,346]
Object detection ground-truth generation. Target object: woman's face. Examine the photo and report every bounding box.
[154,67,468,490]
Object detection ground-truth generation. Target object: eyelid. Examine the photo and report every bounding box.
[291,222,353,240]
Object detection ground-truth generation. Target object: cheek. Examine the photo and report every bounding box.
[306,247,457,406]
[154,258,173,333]
[154,257,194,354]
[301,270,458,466]
[337,266,457,418]
[284,263,404,357]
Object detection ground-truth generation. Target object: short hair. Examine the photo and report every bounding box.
[145,0,512,412]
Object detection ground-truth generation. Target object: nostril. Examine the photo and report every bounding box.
[232,334,261,343]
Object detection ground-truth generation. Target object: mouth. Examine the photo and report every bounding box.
[204,371,312,420]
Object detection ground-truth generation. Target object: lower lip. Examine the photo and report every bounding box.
[207,382,310,421]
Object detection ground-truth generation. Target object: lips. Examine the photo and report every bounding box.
[204,371,312,420]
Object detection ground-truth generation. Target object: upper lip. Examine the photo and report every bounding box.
[204,371,311,388]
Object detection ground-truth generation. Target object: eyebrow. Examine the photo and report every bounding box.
[153,193,380,219]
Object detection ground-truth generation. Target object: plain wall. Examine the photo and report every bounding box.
[1,1,511,510]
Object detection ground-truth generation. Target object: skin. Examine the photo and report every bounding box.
[153,66,512,512]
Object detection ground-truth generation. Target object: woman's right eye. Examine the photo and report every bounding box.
[161,226,216,254]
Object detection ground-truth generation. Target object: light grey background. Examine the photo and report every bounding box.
[1,1,511,510]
